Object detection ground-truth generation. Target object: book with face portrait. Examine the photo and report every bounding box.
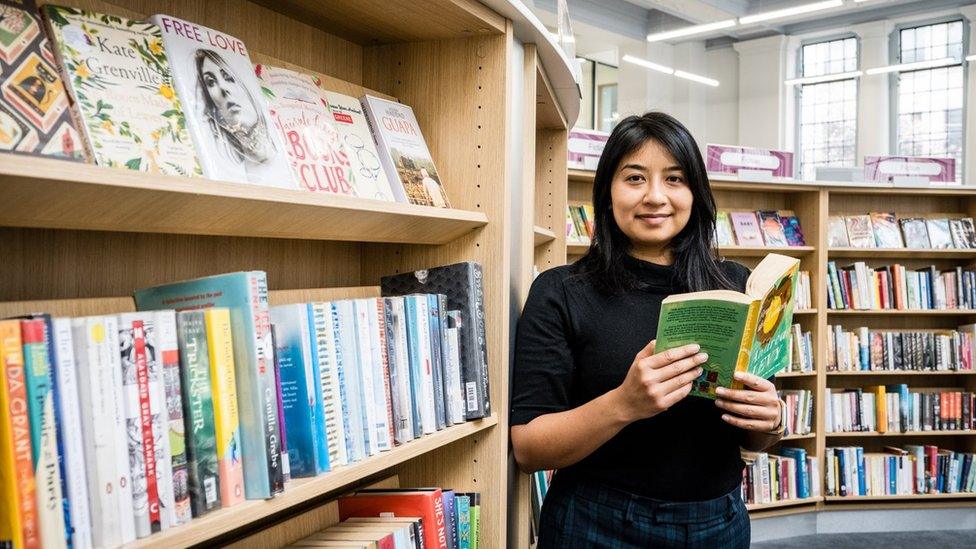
[0,0,84,160]
[150,14,294,188]
[43,5,200,175]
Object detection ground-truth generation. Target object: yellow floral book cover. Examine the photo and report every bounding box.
[41,5,201,176]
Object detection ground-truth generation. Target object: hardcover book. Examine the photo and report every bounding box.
[870,212,904,248]
[308,302,347,468]
[404,295,437,435]
[352,299,381,454]
[42,5,201,175]
[361,94,451,207]
[0,0,84,160]
[777,210,806,246]
[655,253,801,398]
[339,488,448,549]
[156,310,189,526]
[729,211,764,247]
[149,14,293,187]
[175,310,221,517]
[845,215,875,248]
[715,211,735,246]
[322,90,397,201]
[384,296,416,443]
[204,308,245,507]
[363,298,394,450]
[332,300,367,462]
[382,262,490,420]
[828,215,850,248]
[961,218,976,248]
[926,218,954,249]
[899,218,931,249]
[758,210,789,247]
[134,271,281,500]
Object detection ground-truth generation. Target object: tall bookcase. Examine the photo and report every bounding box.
[558,169,976,519]
[0,0,578,546]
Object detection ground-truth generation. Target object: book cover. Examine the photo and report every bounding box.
[381,262,490,420]
[404,295,437,435]
[456,493,470,549]
[828,215,850,248]
[175,310,221,518]
[149,14,294,187]
[899,218,931,249]
[255,63,358,195]
[365,298,394,450]
[332,300,366,462]
[352,299,380,455]
[42,5,200,175]
[361,94,450,207]
[960,218,976,249]
[134,271,281,500]
[715,211,735,246]
[299,304,331,473]
[871,212,904,248]
[927,218,954,249]
[0,320,40,549]
[0,0,84,160]
[655,254,800,398]
[19,318,66,547]
[777,210,806,246]
[156,310,190,526]
[322,90,397,201]
[758,210,789,247]
[729,211,764,247]
[203,308,245,507]
[339,488,448,549]
[384,297,416,444]
[845,215,875,248]
[950,219,971,249]
[309,302,347,468]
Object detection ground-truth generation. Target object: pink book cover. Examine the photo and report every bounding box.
[706,143,794,177]
[864,155,955,183]
[729,211,765,246]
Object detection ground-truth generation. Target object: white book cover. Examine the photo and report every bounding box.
[310,302,347,467]
[410,296,437,435]
[445,311,464,425]
[387,297,415,443]
[334,300,366,462]
[360,94,450,207]
[365,298,393,451]
[322,91,396,201]
[153,311,179,529]
[150,15,295,188]
[353,299,379,456]
[52,318,92,549]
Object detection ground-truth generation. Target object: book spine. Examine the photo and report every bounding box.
[0,320,40,549]
[413,297,437,435]
[176,311,221,518]
[427,295,447,430]
[353,300,379,456]
[269,327,290,483]
[369,298,395,450]
[119,315,158,537]
[468,265,490,418]
[311,303,347,468]
[446,310,465,425]
[205,309,245,508]
[301,305,330,474]
[20,319,67,547]
[382,298,408,445]
[392,299,417,441]
[252,274,284,496]
[269,305,317,477]
[730,301,762,391]
[156,311,190,526]
[51,318,92,547]
[334,302,366,462]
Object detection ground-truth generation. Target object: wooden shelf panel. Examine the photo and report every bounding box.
[775,371,816,378]
[829,247,976,258]
[718,246,815,257]
[827,309,976,316]
[794,309,818,315]
[125,415,498,548]
[746,496,821,511]
[825,493,976,502]
[826,430,976,437]
[827,370,976,376]
[567,168,595,182]
[567,241,590,254]
[782,433,817,441]
[0,155,487,244]
[534,225,556,246]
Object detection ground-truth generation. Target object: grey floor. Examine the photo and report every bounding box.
[752,530,976,548]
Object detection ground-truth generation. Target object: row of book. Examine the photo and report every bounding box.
[826,325,976,372]
[715,210,806,247]
[287,487,480,549]
[780,390,814,436]
[741,447,820,505]
[826,261,976,310]
[787,325,814,374]
[824,386,974,434]
[795,271,812,310]
[826,445,976,497]
[828,214,976,249]
[0,263,490,549]
[566,203,595,243]
[1,2,453,207]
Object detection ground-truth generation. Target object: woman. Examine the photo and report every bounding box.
[511,112,785,548]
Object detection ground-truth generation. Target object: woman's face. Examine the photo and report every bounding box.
[610,139,694,257]
[201,57,257,128]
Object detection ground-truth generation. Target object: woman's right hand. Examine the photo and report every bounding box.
[612,339,708,423]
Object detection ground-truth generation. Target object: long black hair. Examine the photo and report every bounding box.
[574,112,735,294]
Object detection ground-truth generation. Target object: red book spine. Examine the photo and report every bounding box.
[133,321,161,529]
[338,491,447,549]
[2,324,40,548]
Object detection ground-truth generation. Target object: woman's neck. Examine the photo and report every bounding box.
[629,243,674,266]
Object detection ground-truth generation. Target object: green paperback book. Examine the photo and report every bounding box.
[655,253,800,399]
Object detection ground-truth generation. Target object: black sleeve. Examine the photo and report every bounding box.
[510,269,576,426]
[721,260,751,292]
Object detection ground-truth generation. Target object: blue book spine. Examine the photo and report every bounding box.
[456,494,471,549]
[888,456,896,494]
[443,490,457,549]
[855,447,866,496]
[269,305,318,478]
[331,302,362,462]
[403,296,425,438]
[427,294,446,430]
[304,304,330,474]
[39,315,73,546]
[780,448,808,499]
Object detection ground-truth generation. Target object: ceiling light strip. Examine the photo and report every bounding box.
[622,55,719,87]
[739,0,843,25]
[784,70,863,86]
[646,19,736,43]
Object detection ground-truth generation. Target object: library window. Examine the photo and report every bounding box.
[896,20,965,182]
[798,37,858,181]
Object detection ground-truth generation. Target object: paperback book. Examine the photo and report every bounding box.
[322,90,397,201]
[899,218,931,249]
[927,218,954,249]
[758,210,789,247]
[714,211,735,246]
[729,211,764,246]
[845,215,874,248]
[655,253,801,398]
[827,216,850,248]
[778,210,806,246]
[870,212,904,248]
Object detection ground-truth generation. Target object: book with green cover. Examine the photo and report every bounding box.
[655,253,800,399]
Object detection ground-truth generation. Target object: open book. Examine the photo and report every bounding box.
[655,253,800,399]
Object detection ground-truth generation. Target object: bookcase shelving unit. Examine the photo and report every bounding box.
[558,170,976,518]
[1,0,580,547]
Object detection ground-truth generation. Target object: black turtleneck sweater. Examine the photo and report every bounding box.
[510,256,752,501]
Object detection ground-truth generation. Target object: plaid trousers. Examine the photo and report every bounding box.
[537,475,750,549]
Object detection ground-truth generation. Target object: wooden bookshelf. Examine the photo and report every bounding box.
[827,309,976,315]
[782,433,817,441]
[826,370,976,376]
[829,247,976,259]
[825,493,976,502]
[775,371,817,378]
[794,309,818,315]
[718,245,815,257]
[534,225,557,246]
[826,431,976,438]
[567,241,590,255]
[746,496,821,511]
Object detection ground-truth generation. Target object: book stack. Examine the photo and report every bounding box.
[780,389,814,435]
[715,210,806,247]
[566,203,595,244]
[787,325,814,374]
[828,213,976,249]
[741,447,819,505]
[0,265,490,547]
[825,385,975,433]
[826,325,975,372]
[826,261,976,310]
[826,445,976,497]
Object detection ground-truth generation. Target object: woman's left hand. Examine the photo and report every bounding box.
[713,371,781,432]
